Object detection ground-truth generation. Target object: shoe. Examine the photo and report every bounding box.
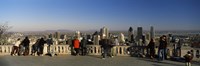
[102,58,105,60]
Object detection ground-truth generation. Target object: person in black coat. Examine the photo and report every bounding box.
[100,39,112,59]
[148,38,155,59]
[37,38,46,56]
[22,36,30,56]
[158,35,167,61]
[80,37,87,56]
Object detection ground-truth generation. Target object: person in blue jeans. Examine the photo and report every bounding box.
[158,35,167,61]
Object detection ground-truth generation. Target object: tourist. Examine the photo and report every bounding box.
[11,38,21,56]
[100,39,112,59]
[31,39,40,56]
[80,37,87,56]
[37,38,46,56]
[176,39,182,57]
[22,36,30,56]
[73,37,80,56]
[147,38,155,59]
[158,35,167,61]
[184,51,193,66]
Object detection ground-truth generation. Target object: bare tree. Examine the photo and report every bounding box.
[0,22,12,44]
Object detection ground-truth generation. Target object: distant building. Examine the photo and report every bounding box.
[128,27,134,42]
[150,26,155,39]
[136,27,143,41]
[93,35,100,45]
[49,34,53,38]
[100,27,109,39]
[54,32,60,39]
[61,34,67,40]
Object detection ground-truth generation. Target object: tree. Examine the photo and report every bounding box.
[0,22,12,45]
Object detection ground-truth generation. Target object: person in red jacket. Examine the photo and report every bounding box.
[73,38,80,56]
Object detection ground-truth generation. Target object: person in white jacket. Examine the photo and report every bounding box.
[11,38,21,56]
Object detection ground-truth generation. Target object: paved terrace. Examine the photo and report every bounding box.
[0,55,200,66]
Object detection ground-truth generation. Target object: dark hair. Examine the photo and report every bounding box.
[187,51,191,54]
[17,38,20,40]
[162,35,166,37]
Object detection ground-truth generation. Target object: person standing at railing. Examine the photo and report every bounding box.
[11,38,21,56]
[37,38,47,56]
[100,39,112,59]
[73,38,80,56]
[31,39,40,56]
[158,35,167,61]
[184,51,193,66]
[81,37,87,56]
[22,36,30,56]
[147,38,155,59]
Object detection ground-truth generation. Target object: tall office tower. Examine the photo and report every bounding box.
[118,33,125,44]
[93,35,100,45]
[49,34,53,38]
[61,34,67,40]
[136,27,143,41]
[128,27,134,42]
[150,26,155,40]
[100,27,109,39]
[55,32,60,39]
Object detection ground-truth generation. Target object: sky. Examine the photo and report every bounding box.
[0,0,200,32]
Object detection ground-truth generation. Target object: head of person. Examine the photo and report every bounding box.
[41,38,44,40]
[162,35,166,41]
[150,38,154,42]
[25,36,28,39]
[17,38,20,41]
[187,51,191,54]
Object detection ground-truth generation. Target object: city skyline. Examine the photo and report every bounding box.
[0,0,200,32]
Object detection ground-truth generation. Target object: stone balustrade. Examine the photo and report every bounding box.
[0,45,200,60]
[86,45,130,56]
[48,44,71,55]
[0,45,13,55]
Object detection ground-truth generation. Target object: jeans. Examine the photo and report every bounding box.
[158,49,165,61]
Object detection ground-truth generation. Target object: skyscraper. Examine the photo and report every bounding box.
[55,32,60,39]
[100,27,109,39]
[150,26,155,39]
[128,27,134,42]
[136,27,143,41]
[93,35,100,45]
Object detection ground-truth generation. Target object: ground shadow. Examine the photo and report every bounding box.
[136,57,184,66]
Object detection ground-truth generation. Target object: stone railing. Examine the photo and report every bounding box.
[113,46,130,56]
[1,44,199,60]
[0,44,71,55]
[87,45,102,55]
[0,45,13,55]
[48,45,71,55]
[86,45,130,56]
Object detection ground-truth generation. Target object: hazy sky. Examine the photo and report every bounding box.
[0,0,200,32]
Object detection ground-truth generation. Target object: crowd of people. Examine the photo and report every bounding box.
[11,36,46,56]
[10,35,194,66]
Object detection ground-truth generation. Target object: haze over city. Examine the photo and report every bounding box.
[0,0,200,32]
